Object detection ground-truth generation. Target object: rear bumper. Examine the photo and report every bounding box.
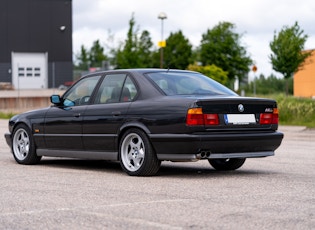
[150,131,284,161]
[157,151,274,161]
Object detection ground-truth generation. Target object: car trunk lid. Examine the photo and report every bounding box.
[187,97,279,131]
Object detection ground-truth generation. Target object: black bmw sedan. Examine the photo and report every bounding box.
[5,69,283,176]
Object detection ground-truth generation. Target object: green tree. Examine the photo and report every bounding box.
[199,22,252,82]
[187,63,228,85]
[163,30,192,69]
[75,41,107,70]
[269,21,311,79]
[75,45,89,70]
[138,30,154,67]
[115,14,138,68]
[89,39,107,68]
[242,74,293,95]
[114,14,154,68]
[150,49,160,68]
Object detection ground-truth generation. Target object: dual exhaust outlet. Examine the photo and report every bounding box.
[196,151,211,159]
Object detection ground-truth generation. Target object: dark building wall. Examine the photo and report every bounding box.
[0,0,72,87]
[0,63,11,82]
[48,62,73,88]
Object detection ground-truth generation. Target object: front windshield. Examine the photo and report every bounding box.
[146,71,237,96]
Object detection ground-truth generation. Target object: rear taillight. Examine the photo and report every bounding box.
[186,108,219,126]
[186,108,204,125]
[204,114,219,125]
[260,108,279,125]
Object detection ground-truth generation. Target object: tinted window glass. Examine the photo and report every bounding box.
[123,76,137,101]
[95,74,137,104]
[146,72,237,96]
[63,75,101,106]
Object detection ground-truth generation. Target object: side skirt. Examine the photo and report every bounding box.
[37,149,118,161]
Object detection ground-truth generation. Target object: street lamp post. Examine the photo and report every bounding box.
[158,12,167,68]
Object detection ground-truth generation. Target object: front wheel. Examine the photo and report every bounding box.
[12,124,41,165]
[208,158,246,171]
[119,128,161,176]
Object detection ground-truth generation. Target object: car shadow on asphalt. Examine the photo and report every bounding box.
[158,163,277,178]
[39,158,122,173]
[37,158,276,178]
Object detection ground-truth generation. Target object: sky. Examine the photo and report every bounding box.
[72,0,315,79]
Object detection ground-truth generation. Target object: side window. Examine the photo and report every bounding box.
[124,76,137,101]
[95,74,137,104]
[63,75,101,106]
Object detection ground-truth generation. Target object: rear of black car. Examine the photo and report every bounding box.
[151,96,283,161]
[190,97,282,155]
[144,70,283,161]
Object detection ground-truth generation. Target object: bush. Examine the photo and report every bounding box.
[187,64,229,85]
[0,112,15,119]
[276,95,315,127]
[241,75,293,95]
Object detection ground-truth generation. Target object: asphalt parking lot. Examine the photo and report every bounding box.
[0,119,314,229]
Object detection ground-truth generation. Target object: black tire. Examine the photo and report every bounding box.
[119,128,161,176]
[12,124,41,165]
[209,158,246,171]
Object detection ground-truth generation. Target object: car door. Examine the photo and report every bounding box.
[82,73,138,152]
[44,75,101,150]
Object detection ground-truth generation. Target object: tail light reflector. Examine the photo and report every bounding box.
[186,108,219,126]
[204,114,219,125]
[260,108,279,125]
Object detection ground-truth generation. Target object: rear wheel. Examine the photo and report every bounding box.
[12,124,41,164]
[119,128,161,176]
[209,158,246,171]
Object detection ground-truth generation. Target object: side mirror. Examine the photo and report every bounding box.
[50,95,75,107]
[50,95,61,105]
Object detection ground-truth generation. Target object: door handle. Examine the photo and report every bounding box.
[112,111,121,116]
[74,113,81,118]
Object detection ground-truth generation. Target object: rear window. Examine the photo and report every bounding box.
[146,71,237,96]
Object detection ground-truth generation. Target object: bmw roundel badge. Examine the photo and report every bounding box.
[238,104,244,112]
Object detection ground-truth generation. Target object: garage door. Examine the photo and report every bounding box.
[12,52,48,89]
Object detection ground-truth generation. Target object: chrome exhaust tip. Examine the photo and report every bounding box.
[197,151,211,159]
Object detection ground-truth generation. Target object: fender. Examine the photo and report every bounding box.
[116,121,151,147]
[119,121,151,135]
[9,115,33,133]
